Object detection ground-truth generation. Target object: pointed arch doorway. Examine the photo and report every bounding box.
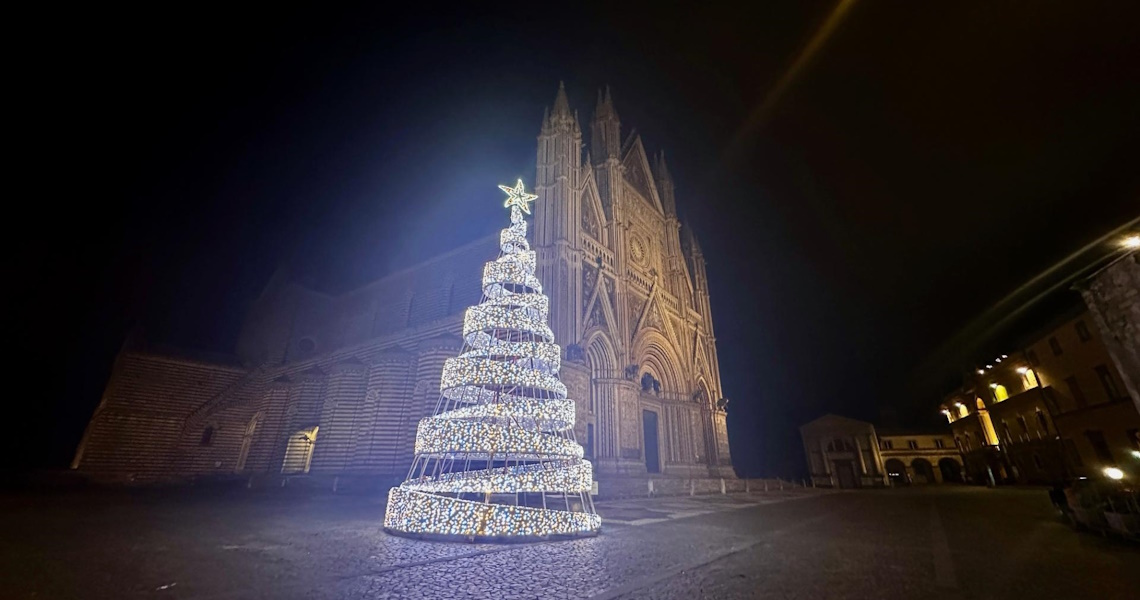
[642,410,660,473]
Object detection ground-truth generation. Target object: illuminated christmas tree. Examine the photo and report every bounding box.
[383,179,601,541]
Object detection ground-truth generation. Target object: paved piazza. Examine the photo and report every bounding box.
[2,486,1137,599]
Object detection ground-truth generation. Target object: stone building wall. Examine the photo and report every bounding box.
[1079,251,1140,414]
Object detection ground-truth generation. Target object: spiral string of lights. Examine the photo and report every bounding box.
[383,180,601,541]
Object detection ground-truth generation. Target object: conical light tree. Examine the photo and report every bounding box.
[383,179,601,541]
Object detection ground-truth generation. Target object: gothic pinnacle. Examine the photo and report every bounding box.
[655,150,672,182]
[552,81,571,118]
[594,85,617,120]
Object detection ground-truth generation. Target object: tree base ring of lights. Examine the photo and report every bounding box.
[382,528,600,544]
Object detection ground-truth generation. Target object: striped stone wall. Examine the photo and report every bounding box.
[74,314,469,482]
[73,353,251,481]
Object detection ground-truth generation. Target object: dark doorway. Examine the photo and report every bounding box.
[642,410,660,473]
[834,461,858,489]
[912,459,936,484]
[938,458,963,483]
[885,458,908,486]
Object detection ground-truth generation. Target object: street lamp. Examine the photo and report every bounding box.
[1121,235,1140,250]
[1103,467,1125,480]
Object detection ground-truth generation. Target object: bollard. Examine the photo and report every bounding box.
[648,479,654,497]
[764,480,769,492]
[690,478,695,496]
[745,479,750,494]
[779,479,784,491]
[720,478,726,494]
[801,478,806,488]
[333,476,339,494]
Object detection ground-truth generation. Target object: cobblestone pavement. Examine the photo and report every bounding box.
[2,486,1137,599]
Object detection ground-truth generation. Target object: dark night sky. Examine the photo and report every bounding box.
[12,2,1140,477]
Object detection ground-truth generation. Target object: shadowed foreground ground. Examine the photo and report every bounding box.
[0,485,1136,599]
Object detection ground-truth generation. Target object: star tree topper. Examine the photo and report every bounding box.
[499,178,538,215]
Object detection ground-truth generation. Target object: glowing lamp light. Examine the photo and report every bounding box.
[1001,354,1008,359]
[1016,367,1029,375]
[1121,235,1140,250]
[1132,450,1140,459]
[941,409,951,415]
[995,358,1002,363]
[986,364,993,369]
[989,383,998,389]
[1103,467,1125,480]
[977,369,985,375]
[954,402,965,408]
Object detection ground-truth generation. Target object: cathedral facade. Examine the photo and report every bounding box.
[72,84,734,485]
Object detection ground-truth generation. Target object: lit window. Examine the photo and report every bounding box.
[934,438,945,449]
[992,384,1009,402]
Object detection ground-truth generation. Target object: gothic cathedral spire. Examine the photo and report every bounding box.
[552,80,572,120]
[591,86,620,162]
[534,82,584,345]
[653,150,677,217]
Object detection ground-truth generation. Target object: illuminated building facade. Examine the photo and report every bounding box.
[940,308,1140,485]
[71,84,734,487]
[800,414,961,488]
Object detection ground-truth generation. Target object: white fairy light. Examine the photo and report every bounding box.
[402,460,592,494]
[443,399,576,431]
[383,179,599,541]
[414,418,583,458]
